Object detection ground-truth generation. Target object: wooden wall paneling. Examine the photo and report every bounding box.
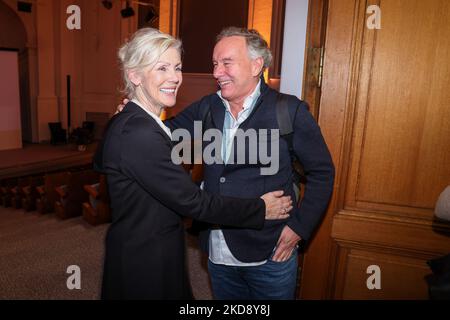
[248,0,273,81]
[80,0,125,123]
[248,0,273,42]
[55,0,84,131]
[303,0,450,299]
[343,0,376,214]
[303,0,329,119]
[82,0,120,95]
[300,0,359,299]
[336,244,431,299]
[332,211,450,256]
[328,242,350,299]
[159,0,171,34]
[346,0,450,218]
[159,0,178,36]
[171,0,179,36]
[36,0,60,141]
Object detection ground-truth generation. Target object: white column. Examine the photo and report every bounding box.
[280,0,309,99]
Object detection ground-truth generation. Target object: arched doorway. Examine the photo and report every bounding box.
[0,1,32,143]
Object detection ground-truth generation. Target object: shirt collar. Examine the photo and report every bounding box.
[217,79,261,113]
[131,99,172,138]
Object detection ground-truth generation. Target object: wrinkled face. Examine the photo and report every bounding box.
[130,47,182,110]
[212,36,263,104]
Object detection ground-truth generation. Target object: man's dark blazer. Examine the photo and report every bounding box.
[94,102,266,299]
[166,79,335,262]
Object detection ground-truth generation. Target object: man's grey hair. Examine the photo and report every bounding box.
[216,27,273,70]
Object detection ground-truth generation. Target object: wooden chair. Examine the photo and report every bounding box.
[0,179,8,206]
[22,175,45,211]
[11,177,31,209]
[1,178,18,208]
[36,172,70,214]
[82,175,111,226]
[54,169,99,219]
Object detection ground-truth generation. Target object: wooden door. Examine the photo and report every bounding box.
[300,0,450,299]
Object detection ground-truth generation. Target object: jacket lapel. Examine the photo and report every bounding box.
[210,96,226,131]
[126,102,173,146]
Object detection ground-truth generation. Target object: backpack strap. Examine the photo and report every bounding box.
[199,97,213,132]
[276,93,306,185]
[276,94,294,135]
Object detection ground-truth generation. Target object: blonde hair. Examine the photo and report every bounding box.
[118,28,182,98]
[216,27,272,70]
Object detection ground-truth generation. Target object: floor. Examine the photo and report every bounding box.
[0,207,213,300]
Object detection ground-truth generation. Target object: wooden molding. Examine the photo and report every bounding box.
[300,0,360,299]
[330,241,432,299]
[332,210,450,255]
[302,0,329,119]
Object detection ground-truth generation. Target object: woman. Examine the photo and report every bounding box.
[94,28,292,299]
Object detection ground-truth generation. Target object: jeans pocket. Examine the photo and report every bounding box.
[269,247,298,264]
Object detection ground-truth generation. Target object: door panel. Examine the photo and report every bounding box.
[352,0,450,211]
[301,0,450,299]
[339,248,430,300]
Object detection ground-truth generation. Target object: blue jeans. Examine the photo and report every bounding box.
[207,250,298,300]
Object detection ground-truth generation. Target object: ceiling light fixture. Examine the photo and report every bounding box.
[121,1,135,18]
[101,0,113,10]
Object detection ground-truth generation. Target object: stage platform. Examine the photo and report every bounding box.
[0,143,97,179]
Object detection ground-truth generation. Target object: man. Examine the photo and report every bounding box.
[164,27,335,299]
